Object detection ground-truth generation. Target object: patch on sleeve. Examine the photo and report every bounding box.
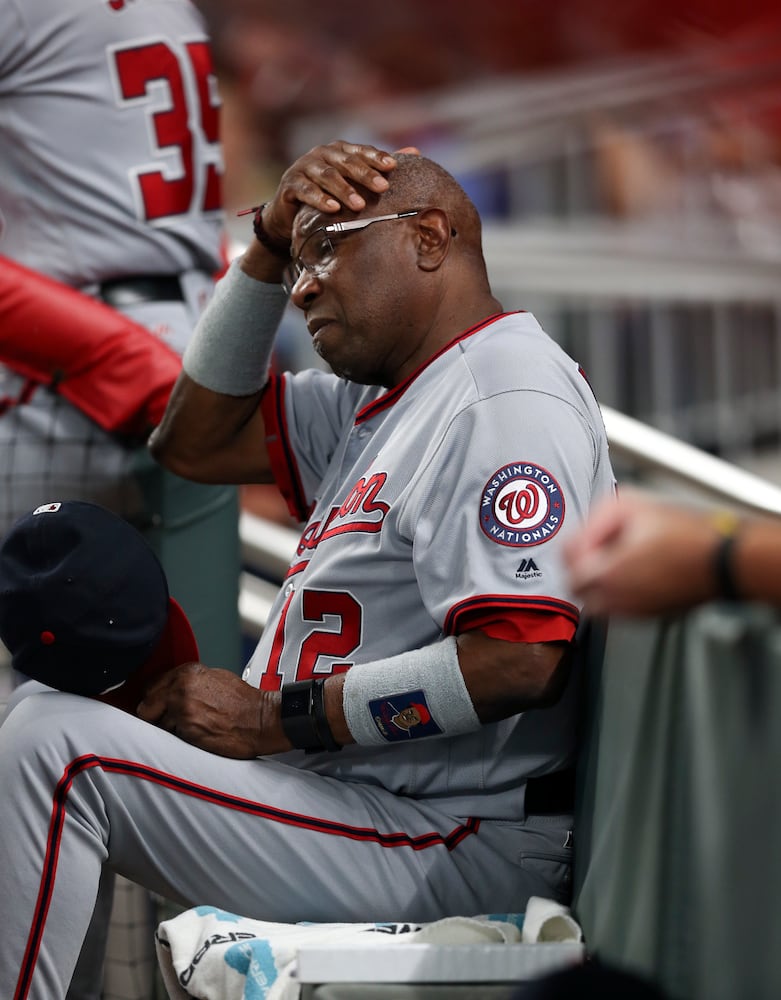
[368,690,443,741]
[480,462,565,547]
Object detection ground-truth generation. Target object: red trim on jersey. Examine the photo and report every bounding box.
[260,375,310,522]
[15,753,479,999]
[355,312,521,425]
[444,596,579,644]
[577,364,602,407]
[0,255,183,438]
[261,313,524,512]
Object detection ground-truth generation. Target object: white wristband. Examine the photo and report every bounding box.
[342,637,480,745]
[182,258,287,396]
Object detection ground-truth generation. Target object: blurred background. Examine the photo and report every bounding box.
[8,5,781,997]
[203,0,781,514]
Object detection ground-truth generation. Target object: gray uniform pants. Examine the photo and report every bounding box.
[0,690,571,1000]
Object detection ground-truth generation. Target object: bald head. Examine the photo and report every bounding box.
[371,153,485,260]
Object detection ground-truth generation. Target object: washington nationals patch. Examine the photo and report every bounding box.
[369,690,443,742]
[480,462,565,547]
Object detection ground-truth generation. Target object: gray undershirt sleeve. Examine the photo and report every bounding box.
[182,258,288,396]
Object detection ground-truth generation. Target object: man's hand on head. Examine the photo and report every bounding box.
[240,140,422,282]
[262,141,405,244]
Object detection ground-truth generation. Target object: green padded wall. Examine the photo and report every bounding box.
[574,604,781,1000]
[132,451,243,674]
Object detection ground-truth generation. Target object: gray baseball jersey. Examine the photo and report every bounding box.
[0,0,225,531]
[0,9,236,993]
[245,310,616,819]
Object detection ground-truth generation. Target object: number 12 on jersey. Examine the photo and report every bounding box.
[259,588,363,689]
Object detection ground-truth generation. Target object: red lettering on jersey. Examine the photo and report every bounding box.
[297,473,390,556]
[256,588,363,689]
[185,41,222,212]
[116,42,193,219]
[298,590,361,678]
[259,588,295,690]
[338,472,390,517]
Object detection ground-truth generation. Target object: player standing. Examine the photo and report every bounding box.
[0,0,240,671]
[0,2,241,997]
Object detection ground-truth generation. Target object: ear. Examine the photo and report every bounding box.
[414,208,453,272]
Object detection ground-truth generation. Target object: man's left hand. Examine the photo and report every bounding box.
[137,663,285,758]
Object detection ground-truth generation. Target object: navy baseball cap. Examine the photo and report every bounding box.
[0,500,199,712]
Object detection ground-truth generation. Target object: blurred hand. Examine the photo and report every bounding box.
[564,489,722,617]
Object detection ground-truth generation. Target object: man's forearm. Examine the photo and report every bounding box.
[316,633,572,752]
[149,372,272,484]
[150,256,288,482]
[181,257,287,397]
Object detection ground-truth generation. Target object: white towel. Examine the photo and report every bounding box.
[521,896,583,944]
[155,898,581,1000]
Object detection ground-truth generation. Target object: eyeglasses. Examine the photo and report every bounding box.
[282,210,420,296]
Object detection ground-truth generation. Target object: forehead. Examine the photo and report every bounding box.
[293,206,324,241]
[292,191,386,244]
[292,206,349,245]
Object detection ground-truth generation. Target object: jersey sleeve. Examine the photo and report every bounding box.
[260,369,372,521]
[400,388,603,644]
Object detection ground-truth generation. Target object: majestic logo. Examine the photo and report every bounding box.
[516,557,542,580]
[480,462,564,548]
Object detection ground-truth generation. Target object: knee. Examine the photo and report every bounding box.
[0,690,106,758]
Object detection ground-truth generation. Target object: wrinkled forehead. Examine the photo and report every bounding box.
[290,207,333,254]
[292,191,384,246]
[292,205,323,243]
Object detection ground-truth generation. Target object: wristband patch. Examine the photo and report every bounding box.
[368,690,443,742]
[480,462,564,548]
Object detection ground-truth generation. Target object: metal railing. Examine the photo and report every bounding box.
[238,513,299,639]
[603,406,781,514]
[478,221,781,463]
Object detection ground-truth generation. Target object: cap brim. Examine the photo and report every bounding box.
[96,597,199,713]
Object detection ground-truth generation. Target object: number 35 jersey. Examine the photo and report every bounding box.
[244,311,616,818]
[0,0,223,285]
